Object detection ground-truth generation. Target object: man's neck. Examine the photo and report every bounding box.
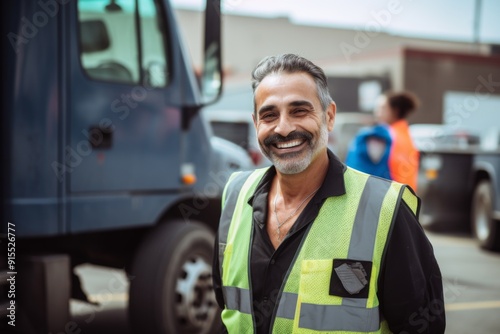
[274,150,329,203]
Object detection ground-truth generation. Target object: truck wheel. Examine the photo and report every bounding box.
[472,180,500,251]
[129,221,221,334]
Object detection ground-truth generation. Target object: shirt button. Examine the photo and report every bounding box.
[270,259,276,265]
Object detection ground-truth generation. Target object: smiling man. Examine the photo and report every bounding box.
[213,54,445,333]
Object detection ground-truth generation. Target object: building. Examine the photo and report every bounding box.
[175,8,499,125]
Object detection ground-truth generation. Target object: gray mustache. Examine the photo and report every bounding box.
[263,131,312,146]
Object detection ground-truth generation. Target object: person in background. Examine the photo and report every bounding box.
[346,91,420,192]
[376,91,420,192]
[345,123,392,180]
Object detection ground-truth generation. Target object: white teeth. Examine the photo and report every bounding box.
[276,140,303,149]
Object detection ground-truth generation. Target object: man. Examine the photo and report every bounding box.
[213,54,445,333]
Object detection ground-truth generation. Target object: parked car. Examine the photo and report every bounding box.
[202,109,271,168]
[211,136,254,172]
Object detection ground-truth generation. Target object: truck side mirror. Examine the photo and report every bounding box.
[201,0,222,105]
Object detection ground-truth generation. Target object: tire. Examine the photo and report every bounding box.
[129,221,221,334]
[472,180,500,251]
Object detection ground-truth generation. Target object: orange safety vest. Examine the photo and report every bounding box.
[388,120,419,192]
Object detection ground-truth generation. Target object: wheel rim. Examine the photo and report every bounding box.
[175,255,218,333]
[475,190,491,242]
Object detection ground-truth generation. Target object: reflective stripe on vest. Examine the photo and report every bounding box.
[222,286,253,314]
[218,167,419,333]
[218,168,269,332]
[218,170,254,277]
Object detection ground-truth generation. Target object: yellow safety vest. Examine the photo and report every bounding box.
[218,166,419,333]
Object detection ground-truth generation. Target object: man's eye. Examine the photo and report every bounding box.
[262,113,276,120]
[293,109,307,115]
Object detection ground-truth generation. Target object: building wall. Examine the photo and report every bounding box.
[403,50,500,124]
[174,9,498,124]
[174,8,488,79]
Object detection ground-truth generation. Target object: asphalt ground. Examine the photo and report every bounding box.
[71,230,500,334]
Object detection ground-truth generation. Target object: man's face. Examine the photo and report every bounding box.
[252,72,335,174]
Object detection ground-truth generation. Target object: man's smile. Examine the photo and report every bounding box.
[274,139,306,149]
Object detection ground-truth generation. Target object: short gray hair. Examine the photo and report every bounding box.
[251,54,333,113]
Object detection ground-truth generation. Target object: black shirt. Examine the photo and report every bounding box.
[213,150,445,334]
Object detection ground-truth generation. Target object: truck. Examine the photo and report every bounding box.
[417,91,500,251]
[1,0,242,333]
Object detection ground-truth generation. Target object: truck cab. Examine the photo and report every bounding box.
[1,0,237,333]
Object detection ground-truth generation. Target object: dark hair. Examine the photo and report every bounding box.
[385,91,420,120]
[251,54,333,113]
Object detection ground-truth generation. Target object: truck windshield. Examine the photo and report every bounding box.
[77,0,169,87]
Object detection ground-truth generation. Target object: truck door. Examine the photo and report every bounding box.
[64,0,199,232]
[68,0,182,194]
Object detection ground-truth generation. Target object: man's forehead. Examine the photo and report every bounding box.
[255,72,317,100]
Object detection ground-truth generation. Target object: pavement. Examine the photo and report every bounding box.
[427,231,500,334]
[71,230,500,334]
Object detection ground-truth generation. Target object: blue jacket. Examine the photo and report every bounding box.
[345,125,392,180]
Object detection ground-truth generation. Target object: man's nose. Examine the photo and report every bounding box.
[274,114,296,137]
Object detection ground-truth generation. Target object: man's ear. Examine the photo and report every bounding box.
[252,112,257,128]
[327,101,336,132]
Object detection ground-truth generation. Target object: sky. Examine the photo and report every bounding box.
[171,0,500,44]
